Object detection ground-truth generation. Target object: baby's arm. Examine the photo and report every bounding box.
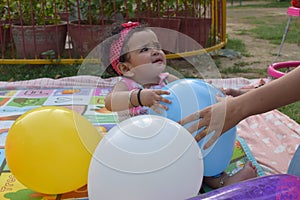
[105,81,131,111]
[105,82,171,112]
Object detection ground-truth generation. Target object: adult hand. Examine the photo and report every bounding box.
[178,96,232,149]
[180,66,300,148]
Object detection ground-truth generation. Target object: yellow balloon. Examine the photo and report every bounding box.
[5,106,102,194]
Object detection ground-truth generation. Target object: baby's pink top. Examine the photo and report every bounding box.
[120,72,169,116]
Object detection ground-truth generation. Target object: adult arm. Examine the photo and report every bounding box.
[179,66,300,148]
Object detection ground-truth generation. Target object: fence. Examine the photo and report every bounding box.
[0,0,227,64]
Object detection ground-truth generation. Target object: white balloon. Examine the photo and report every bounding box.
[88,115,203,200]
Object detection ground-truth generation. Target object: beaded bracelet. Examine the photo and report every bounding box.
[137,89,143,106]
[128,89,138,107]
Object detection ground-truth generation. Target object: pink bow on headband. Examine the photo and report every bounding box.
[122,21,139,28]
[110,21,140,75]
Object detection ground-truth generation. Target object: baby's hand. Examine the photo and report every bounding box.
[140,89,171,112]
[221,88,248,97]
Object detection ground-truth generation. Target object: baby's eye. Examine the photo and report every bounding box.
[140,47,149,52]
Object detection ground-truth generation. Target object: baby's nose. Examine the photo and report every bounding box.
[151,49,160,55]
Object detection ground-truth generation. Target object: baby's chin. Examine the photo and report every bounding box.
[152,62,166,71]
[132,75,162,86]
[124,63,166,84]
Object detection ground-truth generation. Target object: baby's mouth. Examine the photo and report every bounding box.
[152,58,163,64]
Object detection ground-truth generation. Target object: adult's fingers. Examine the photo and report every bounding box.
[193,126,223,149]
[186,118,208,137]
[178,111,201,126]
[194,128,210,143]
[203,130,222,149]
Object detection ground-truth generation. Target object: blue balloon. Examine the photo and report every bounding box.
[150,79,236,176]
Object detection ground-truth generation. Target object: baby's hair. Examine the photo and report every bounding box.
[101,21,147,77]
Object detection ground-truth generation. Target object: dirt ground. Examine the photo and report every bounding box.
[169,2,300,79]
[214,2,300,78]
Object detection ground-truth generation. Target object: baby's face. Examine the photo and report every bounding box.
[123,29,167,84]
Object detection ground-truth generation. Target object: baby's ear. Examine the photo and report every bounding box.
[123,71,134,77]
[118,63,134,77]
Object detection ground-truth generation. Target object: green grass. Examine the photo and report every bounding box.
[278,102,300,124]
[229,1,300,45]
[220,64,267,78]
[229,0,291,8]
[250,17,300,45]
[224,1,300,123]
[0,64,80,81]
[225,37,251,57]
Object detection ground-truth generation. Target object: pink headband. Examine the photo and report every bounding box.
[110,21,140,75]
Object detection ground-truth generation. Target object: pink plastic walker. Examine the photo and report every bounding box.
[268,6,300,79]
